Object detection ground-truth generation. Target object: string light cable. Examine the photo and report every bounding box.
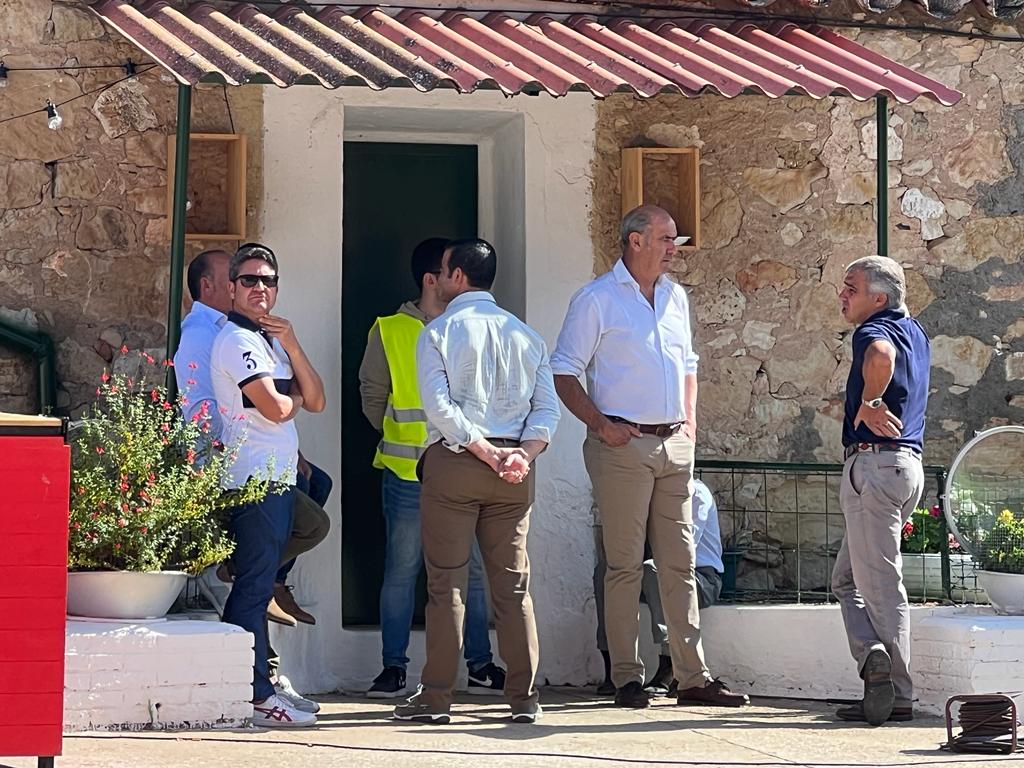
[0,63,159,129]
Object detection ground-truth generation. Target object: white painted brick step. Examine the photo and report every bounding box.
[64,618,254,731]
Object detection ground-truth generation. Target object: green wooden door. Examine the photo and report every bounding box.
[341,142,478,626]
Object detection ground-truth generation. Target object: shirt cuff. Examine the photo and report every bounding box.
[520,426,552,444]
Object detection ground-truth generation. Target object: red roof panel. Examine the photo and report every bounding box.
[88,1,964,105]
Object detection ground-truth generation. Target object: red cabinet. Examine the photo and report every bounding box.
[0,415,69,767]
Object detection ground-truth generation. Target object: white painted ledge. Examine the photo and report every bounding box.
[700,604,1024,715]
[64,618,254,731]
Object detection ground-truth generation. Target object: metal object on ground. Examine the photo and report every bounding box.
[944,694,1020,754]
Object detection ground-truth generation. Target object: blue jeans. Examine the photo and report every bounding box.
[276,462,333,583]
[223,485,296,702]
[380,469,493,671]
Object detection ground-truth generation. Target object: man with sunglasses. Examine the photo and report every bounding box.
[211,242,326,728]
[175,248,330,715]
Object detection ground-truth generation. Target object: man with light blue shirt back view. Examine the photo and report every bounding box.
[552,204,747,711]
[393,238,560,726]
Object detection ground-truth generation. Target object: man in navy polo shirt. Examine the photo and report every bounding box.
[832,255,930,727]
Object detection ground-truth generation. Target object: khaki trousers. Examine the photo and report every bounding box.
[584,432,711,690]
[280,489,331,565]
[418,443,539,713]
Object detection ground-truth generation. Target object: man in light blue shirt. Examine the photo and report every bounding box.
[393,238,559,726]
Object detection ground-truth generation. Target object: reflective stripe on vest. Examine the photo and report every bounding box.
[372,312,429,482]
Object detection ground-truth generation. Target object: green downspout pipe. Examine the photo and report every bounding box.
[166,83,192,393]
[876,94,889,258]
[0,320,57,413]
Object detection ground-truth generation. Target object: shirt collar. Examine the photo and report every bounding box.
[862,305,909,325]
[612,259,668,291]
[227,310,271,342]
[190,300,228,327]
[447,290,496,311]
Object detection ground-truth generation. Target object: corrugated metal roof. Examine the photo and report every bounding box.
[88,1,963,105]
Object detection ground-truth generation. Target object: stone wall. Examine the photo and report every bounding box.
[0,0,262,416]
[592,29,1024,470]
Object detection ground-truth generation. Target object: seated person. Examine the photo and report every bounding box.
[593,478,724,696]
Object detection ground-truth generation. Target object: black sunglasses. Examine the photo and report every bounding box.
[235,274,279,289]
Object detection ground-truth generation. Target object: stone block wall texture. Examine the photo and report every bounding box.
[592,29,1024,469]
[64,619,254,730]
[0,0,262,416]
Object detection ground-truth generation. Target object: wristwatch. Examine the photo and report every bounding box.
[862,397,884,409]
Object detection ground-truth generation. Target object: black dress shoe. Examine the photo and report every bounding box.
[595,677,615,696]
[677,679,749,708]
[614,681,651,709]
[836,703,913,723]
[861,649,895,727]
[644,655,674,696]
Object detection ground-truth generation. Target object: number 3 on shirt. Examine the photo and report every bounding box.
[242,351,257,371]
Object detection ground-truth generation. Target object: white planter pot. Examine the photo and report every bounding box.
[977,570,1024,615]
[67,571,188,620]
[901,553,986,602]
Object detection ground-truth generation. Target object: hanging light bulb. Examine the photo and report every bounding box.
[0,61,8,89]
[45,101,63,131]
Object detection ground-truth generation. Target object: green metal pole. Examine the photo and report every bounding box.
[166,83,192,392]
[876,94,889,258]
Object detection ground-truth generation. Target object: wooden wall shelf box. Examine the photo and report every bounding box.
[620,147,700,251]
[166,133,247,242]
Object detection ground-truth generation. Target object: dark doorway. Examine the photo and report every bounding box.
[341,142,478,627]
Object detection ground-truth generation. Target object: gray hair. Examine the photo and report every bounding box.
[846,255,906,309]
[620,204,670,252]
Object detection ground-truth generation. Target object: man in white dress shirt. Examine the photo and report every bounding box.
[552,204,747,710]
[393,238,560,726]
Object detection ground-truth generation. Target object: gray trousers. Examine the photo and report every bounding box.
[594,525,722,655]
[832,450,924,705]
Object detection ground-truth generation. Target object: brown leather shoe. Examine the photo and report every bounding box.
[677,679,749,707]
[267,596,298,627]
[274,584,316,625]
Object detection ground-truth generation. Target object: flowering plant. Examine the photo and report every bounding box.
[68,349,269,574]
[977,509,1024,574]
[901,505,960,555]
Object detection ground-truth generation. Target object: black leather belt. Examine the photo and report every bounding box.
[607,415,685,438]
[489,438,521,447]
[843,442,921,460]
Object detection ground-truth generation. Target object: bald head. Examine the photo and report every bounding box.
[186,249,232,314]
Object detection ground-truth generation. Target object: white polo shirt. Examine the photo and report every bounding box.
[211,311,298,489]
[551,259,699,425]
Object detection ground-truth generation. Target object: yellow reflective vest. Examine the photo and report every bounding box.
[372,312,429,482]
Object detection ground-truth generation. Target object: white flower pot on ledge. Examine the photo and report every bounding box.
[977,571,1024,615]
[67,571,187,620]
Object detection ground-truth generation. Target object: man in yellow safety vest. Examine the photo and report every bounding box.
[358,238,505,699]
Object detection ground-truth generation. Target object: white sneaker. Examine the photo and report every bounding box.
[251,693,317,728]
[195,564,231,616]
[275,675,320,714]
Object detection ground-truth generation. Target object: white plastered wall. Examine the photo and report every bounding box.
[260,85,598,693]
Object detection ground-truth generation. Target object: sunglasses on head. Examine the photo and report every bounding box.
[235,274,279,289]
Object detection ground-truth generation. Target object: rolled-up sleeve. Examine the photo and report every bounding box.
[550,289,601,379]
[521,349,561,444]
[416,328,483,450]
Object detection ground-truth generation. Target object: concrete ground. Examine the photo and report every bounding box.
[6,688,1021,768]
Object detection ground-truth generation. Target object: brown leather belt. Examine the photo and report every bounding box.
[843,442,921,460]
[607,415,685,438]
